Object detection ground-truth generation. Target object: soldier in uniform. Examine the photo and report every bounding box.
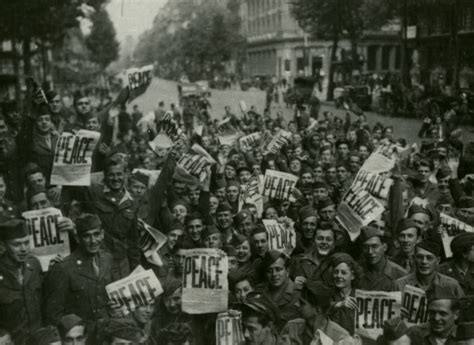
[391,219,421,273]
[358,227,407,291]
[0,220,43,345]
[439,233,474,295]
[44,214,113,330]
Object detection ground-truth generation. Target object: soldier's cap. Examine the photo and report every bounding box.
[170,219,185,232]
[435,193,454,207]
[397,218,419,235]
[299,206,318,221]
[260,250,288,271]
[240,293,282,323]
[316,197,335,210]
[426,283,459,303]
[359,226,384,243]
[313,180,328,189]
[222,244,237,257]
[459,196,474,209]
[435,166,451,180]
[382,317,409,341]
[304,281,334,309]
[216,202,233,214]
[161,278,182,297]
[234,211,251,226]
[159,323,192,343]
[214,176,226,189]
[0,219,28,241]
[451,233,474,255]
[26,183,46,202]
[331,252,356,268]
[416,240,441,257]
[171,199,189,212]
[75,213,102,235]
[226,161,239,171]
[172,165,199,185]
[58,314,84,338]
[229,233,248,247]
[251,223,266,236]
[456,322,474,341]
[226,180,241,189]
[236,166,252,176]
[103,319,144,342]
[300,165,313,175]
[130,171,149,187]
[202,224,221,239]
[27,326,60,345]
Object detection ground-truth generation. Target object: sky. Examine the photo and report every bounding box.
[106,0,167,42]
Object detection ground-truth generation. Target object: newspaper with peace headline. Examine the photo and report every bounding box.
[262,169,298,201]
[439,213,474,258]
[177,144,216,182]
[263,219,296,256]
[23,207,70,272]
[51,130,101,186]
[216,312,244,345]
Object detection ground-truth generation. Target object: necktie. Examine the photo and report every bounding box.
[17,267,23,285]
[92,256,100,277]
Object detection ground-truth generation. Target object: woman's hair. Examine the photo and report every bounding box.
[331,253,364,288]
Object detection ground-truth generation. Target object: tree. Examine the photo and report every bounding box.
[86,8,120,69]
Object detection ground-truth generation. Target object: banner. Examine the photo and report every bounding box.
[51,130,100,186]
[182,248,228,314]
[336,186,385,240]
[262,170,298,200]
[360,152,395,174]
[239,132,261,152]
[402,285,428,326]
[238,175,263,215]
[22,208,70,272]
[177,144,216,182]
[439,213,474,258]
[375,142,397,159]
[355,290,401,340]
[106,266,163,315]
[216,312,244,345]
[264,130,292,154]
[352,170,393,200]
[262,219,296,255]
[126,64,153,102]
[138,219,168,266]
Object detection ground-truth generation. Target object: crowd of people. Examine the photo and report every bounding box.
[1,81,474,345]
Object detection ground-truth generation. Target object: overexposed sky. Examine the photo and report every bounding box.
[106,0,167,42]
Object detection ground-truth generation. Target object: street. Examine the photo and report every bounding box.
[131,77,474,144]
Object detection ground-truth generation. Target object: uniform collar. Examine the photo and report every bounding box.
[103,185,133,204]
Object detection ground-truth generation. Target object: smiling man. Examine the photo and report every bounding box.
[44,214,113,329]
[391,219,421,272]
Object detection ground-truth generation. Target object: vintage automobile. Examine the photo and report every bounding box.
[334,85,372,111]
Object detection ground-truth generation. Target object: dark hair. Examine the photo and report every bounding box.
[241,308,271,328]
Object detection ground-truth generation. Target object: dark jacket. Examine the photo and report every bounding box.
[44,249,113,327]
[0,255,43,345]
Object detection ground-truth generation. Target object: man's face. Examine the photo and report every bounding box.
[301,216,317,239]
[321,150,332,163]
[63,325,86,345]
[411,213,430,232]
[85,117,100,131]
[252,233,268,257]
[290,160,301,174]
[49,95,62,114]
[204,233,223,249]
[362,236,387,266]
[78,228,104,255]
[75,97,91,115]
[336,166,349,182]
[173,182,187,196]
[36,114,52,134]
[438,177,450,192]
[133,303,155,325]
[398,228,419,255]
[167,229,183,250]
[319,205,336,221]
[5,235,30,264]
[313,188,328,201]
[417,165,431,184]
[313,167,324,180]
[129,180,147,200]
[301,173,313,184]
[415,247,439,276]
[189,188,200,206]
[437,204,453,216]
[349,156,361,172]
[30,192,51,210]
[239,171,252,184]
[243,316,269,345]
[105,165,125,191]
[359,146,369,159]
[236,240,252,263]
[209,197,219,214]
[226,186,240,203]
[225,166,236,179]
[326,168,336,182]
[338,144,349,157]
[187,219,203,242]
[238,217,254,237]
[457,208,474,225]
[266,257,289,288]
[428,299,458,336]
[172,205,187,223]
[314,229,335,257]
[217,210,233,229]
[234,280,253,303]
[163,287,182,315]
[216,188,226,202]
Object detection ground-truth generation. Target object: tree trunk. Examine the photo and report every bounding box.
[327,34,339,101]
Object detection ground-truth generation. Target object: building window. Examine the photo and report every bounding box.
[297,57,305,72]
[284,59,291,72]
[367,45,377,71]
[382,46,391,70]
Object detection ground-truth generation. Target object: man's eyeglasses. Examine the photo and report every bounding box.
[77,101,90,106]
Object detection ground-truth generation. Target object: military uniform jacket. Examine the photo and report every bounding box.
[289,251,333,286]
[359,258,408,291]
[439,261,474,295]
[407,323,457,345]
[395,272,465,297]
[0,255,43,345]
[44,249,113,326]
